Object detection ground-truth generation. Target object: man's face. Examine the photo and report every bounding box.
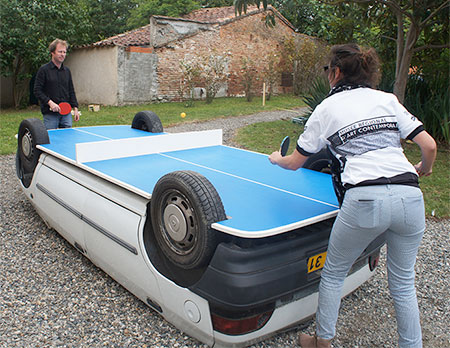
[51,43,67,66]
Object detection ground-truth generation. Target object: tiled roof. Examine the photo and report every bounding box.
[90,25,151,47]
[81,5,291,48]
[182,5,260,23]
[183,5,293,29]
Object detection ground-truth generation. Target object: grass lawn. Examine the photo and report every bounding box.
[0,95,305,155]
[235,119,450,219]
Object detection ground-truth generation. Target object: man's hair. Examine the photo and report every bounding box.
[49,39,68,53]
[329,44,381,88]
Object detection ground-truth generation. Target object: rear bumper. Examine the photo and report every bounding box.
[191,221,385,316]
[211,262,376,348]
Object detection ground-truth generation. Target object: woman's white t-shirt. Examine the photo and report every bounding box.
[297,88,423,186]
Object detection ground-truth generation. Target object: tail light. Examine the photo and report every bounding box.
[211,310,273,335]
[369,253,380,271]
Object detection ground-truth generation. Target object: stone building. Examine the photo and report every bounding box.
[65,5,312,106]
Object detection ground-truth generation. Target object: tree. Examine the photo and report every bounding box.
[179,58,202,106]
[261,52,281,101]
[322,0,449,103]
[200,0,234,6]
[199,52,230,104]
[271,0,329,37]
[236,0,450,103]
[0,0,92,107]
[235,0,269,15]
[273,0,377,45]
[127,0,200,29]
[78,0,136,41]
[283,37,328,95]
[240,57,259,102]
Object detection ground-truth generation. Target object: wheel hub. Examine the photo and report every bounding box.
[163,204,187,242]
[21,130,33,159]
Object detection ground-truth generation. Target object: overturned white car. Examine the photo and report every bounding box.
[16,112,384,347]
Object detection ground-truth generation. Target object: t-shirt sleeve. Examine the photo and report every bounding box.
[391,96,423,139]
[296,106,326,156]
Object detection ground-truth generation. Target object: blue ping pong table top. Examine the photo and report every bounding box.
[40,126,339,236]
[42,126,153,160]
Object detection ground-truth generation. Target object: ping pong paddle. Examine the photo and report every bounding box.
[280,136,290,156]
[59,102,72,115]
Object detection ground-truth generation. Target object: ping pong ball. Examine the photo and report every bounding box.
[180,112,186,118]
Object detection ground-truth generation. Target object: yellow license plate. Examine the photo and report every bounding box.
[307,251,327,273]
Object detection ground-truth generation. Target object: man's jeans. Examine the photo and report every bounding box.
[43,113,72,130]
[316,184,424,348]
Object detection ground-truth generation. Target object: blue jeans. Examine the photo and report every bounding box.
[43,113,72,130]
[316,185,424,348]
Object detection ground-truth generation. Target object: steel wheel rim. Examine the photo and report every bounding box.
[163,204,187,242]
[160,190,197,256]
[21,129,33,159]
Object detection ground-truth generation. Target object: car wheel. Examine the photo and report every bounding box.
[16,150,33,188]
[17,118,49,185]
[151,171,226,269]
[303,148,332,173]
[132,111,163,133]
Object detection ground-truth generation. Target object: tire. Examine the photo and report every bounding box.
[16,150,33,188]
[17,118,49,178]
[151,171,226,269]
[304,148,346,206]
[303,148,332,174]
[132,111,163,133]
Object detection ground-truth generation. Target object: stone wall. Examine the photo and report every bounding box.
[150,16,214,48]
[117,47,158,104]
[153,12,295,101]
[65,10,299,106]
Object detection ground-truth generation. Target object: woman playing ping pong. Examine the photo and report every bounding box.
[269,44,436,348]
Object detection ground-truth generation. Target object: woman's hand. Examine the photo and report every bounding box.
[414,161,433,177]
[269,151,282,165]
[268,149,308,171]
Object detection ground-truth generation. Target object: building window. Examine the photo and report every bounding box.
[281,72,293,87]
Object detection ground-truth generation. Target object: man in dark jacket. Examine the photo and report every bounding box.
[34,39,80,129]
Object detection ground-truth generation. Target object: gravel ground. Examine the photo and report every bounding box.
[1,109,449,348]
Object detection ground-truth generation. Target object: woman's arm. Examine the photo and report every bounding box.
[269,148,309,171]
[412,131,437,177]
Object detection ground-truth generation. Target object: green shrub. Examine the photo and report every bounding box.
[380,67,449,144]
[378,66,395,93]
[404,74,449,144]
[301,76,329,119]
[199,52,229,104]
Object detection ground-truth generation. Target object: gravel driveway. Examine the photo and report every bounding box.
[1,109,449,348]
